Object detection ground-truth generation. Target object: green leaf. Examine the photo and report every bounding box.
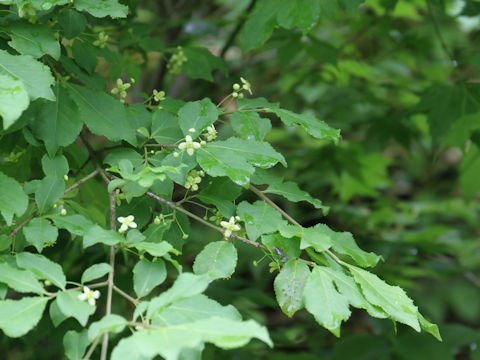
[182,47,227,82]
[71,40,98,74]
[50,299,68,327]
[276,0,321,33]
[303,266,351,337]
[74,0,129,18]
[133,241,173,257]
[237,201,288,241]
[31,84,83,157]
[63,330,89,360]
[0,297,49,337]
[274,259,310,317]
[83,225,123,248]
[162,150,197,185]
[300,224,333,252]
[133,258,167,298]
[239,0,277,52]
[0,49,55,101]
[7,21,60,60]
[348,265,421,332]
[262,233,301,261]
[81,263,112,284]
[58,9,87,39]
[0,171,28,225]
[197,137,286,187]
[88,314,127,341]
[48,214,95,236]
[35,176,65,214]
[230,111,272,141]
[196,177,242,218]
[178,98,219,138]
[41,154,69,178]
[0,73,29,129]
[68,83,137,146]
[56,290,96,326]
[27,0,69,10]
[0,261,46,294]
[147,273,211,318]
[151,109,183,144]
[418,313,442,341]
[271,108,341,144]
[16,252,66,290]
[193,241,238,279]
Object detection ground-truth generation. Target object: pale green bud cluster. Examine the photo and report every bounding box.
[111,78,132,103]
[93,32,109,48]
[209,209,223,225]
[231,77,252,99]
[167,46,187,75]
[185,169,205,191]
[153,89,166,102]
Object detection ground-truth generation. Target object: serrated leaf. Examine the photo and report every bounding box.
[56,290,96,326]
[31,84,83,157]
[193,241,238,279]
[0,261,46,294]
[0,171,28,225]
[0,297,49,337]
[0,73,29,128]
[63,330,89,360]
[197,137,286,187]
[88,314,127,341]
[58,9,87,39]
[418,313,442,341]
[74,0,129,18]
[7,21,60,60]
[262,233,301,261]
[147,273,211,318]
[237,201,287,241]
[41,154,69,178]
[230,111,272,141]
[239,0,277,52]
[35,176,65,214]
[0,49,55,100]
[274,259,310,317]
[133,241,173,257]
[178,98,219,138]
[271,108,340,143]
[48,214,95,236]
[16,252,66,290]
[300,224,333,252]
[83,225,123,248]
[348,265,421,332]
[303,266,351,337]
[68,83,137,146]
[71,40,97,74]
[81,263,112,284]
[133,258,167,298]
[151,109,183,144]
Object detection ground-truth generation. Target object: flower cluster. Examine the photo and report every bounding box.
[111,78,132,103]
[208,209,223,225]
[232,77,252,99]
[118,215,137,233]
[167,46,187,75]
[77,286,100,306]
[176,134,201,156]
[185,169,205,191]
[153,89,165,102]
[206,125,217,141]
[220,216,241,238]
[93,32,109,48]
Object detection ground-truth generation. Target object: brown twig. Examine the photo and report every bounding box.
[65,169,100,193]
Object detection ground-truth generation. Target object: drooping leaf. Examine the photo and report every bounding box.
[197,137,286,187]
[133,241,173,257]
[178,98,219,138]
[151,109,183,144]
[348,265,421,332]
[230,111,272,141]
[83,225,123,248]
[0,49,55,101]
[50,299,68,327]
[418,313,442,341]
[182,47,227,82]
[303,266,351,337]
[63,330,89,360]
[81,263,113,284]
[196,177,242,217]
[58,9,87,39]
[274,259,310,317]
[133,258,167,298]
[7,21,60,60]
[41,154,69,178]
[56,290,96,326]
[71,40,98,74]
[0,261,46,294]
[193,241,238,279]
[276,0,321,33]
[300,223,333,252]
[239,0,277,52]
[16,252,66,290]
[31,85,83,157]
[237,201,288,241]
[74,0,129,18]
[88,314,127,341]
[0,73,29,129]
[48,214,95,236]
[35,176,65,214]
[0,171,28,225]
[68,83,137,146]
[0,297,49,337]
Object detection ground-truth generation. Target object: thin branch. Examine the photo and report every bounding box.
[465,271,480,288]
[8,212,36,238]
[113,285,139,305]
[83,335,101,360]
[100,192,117,360]
[65,169,100,193]
[144,143,178,148]
[145,191,265,249]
